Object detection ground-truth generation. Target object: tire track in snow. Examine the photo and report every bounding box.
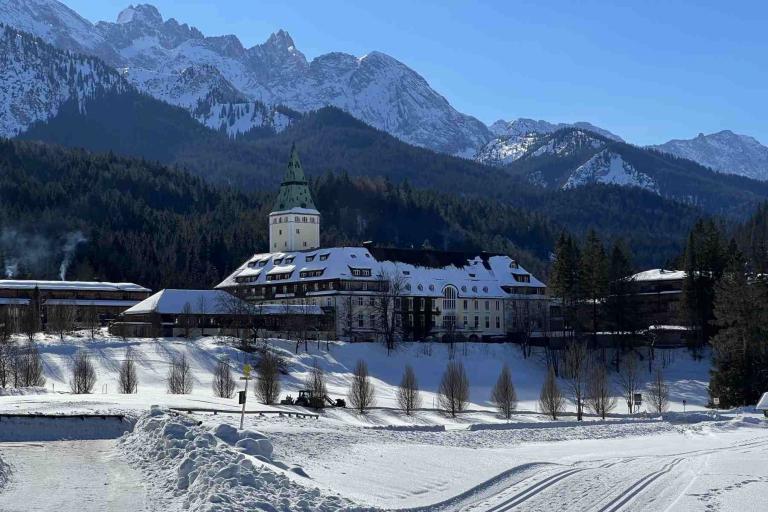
[596,457,685,512]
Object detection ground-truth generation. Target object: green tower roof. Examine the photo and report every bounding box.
[273,144,317,212]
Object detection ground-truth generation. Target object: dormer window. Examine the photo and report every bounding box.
[350,268,372,277]
[259,261,267,267]
[319,253,329,261]
[306,255,315,262]
[402,270,410,276]
[417,284,424,291]
[273,258,283,265]
[285,257,295,264]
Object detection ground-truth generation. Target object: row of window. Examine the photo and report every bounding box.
[248,252,331,270]
[271,215,317,224]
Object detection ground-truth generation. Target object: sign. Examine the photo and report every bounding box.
[238,390,246,405]
[633,393,642,405]
[243,363,252,379]
[713,397,720,406]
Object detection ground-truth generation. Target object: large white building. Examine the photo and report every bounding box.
[217,147,550,342]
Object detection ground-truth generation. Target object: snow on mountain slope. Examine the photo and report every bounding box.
[0,0,490,154]
[650,130,768,181]
[563,150,659,193]
[477,118,622,166]
[0,25,128,138]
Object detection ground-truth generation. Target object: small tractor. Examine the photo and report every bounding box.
[280,389,346,409]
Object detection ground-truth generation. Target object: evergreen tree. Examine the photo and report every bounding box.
[579,230,609,346]
[709,249,768,407]
[605,241,637,368]
[550,232,581,338]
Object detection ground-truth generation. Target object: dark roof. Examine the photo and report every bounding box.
[273,143,317,211]
[367,246,504,270]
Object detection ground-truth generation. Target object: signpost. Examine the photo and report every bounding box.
[713,397,720,410]
[239,363,252,429]
[683,399,687,413]
[633,393,642,414]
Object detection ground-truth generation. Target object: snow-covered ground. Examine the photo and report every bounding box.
[0,331,765,511]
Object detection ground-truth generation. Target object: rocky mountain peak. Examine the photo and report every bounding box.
[116,4,162,26]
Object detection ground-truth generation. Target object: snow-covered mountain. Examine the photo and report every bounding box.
[0,24,128,137]
[0,1,491,154]
[563,150,659,193]
[650,130,768,181]
[476,118,622,166]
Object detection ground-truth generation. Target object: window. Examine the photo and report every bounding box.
[295,216,300,222]
[278,229,282,235]
[402,270,410,276]
[302,217,307,222]
[405,284,412,291]
[299,269,324,278]
[358,296,364,306]
[485,300,490,310]
[474,299,478,309]
[483,286,488,293]
[417,284,424,291]
[443,286,457,310]
[303,241,307,247]
[369,297,375,306]
[369,314,375,326]
[485,317,490,329]
[326,298,332,306]
[273,258,283,265]
[463,316,468,327]
[284,257,294,264]
[296,229,300,234]
[429,284,435,291]
[350,268,372,277]
[461,285,467,292]
[474,316,479,328]
[306,255,315,262]
[472,286,477,292]
[358,313,364,327]
[495,317,501,329]
[463,299,468,309]
[513,274,531,283]
[496,300,500,311]
[319,253,330,261]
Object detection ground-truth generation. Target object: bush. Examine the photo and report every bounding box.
[438,361,469,417]
[491,364,517,419]
[212,358,236,399]
[167,353,193,394]
[255,351,281,404]
[348,359,375,413]
[397,364,421,415]
[70,350,96,394]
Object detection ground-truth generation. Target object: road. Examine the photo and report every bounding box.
[0,440,154,512]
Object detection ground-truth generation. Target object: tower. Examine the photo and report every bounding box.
[269,144,320,252]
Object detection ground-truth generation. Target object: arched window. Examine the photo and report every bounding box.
[443,286,457,311]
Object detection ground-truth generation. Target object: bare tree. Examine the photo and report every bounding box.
[48,305,76,341]
[563,342,589,420]
[21,298,40,343]
[15,341,45,387]
[0,340,15,388]
[348,359,376,413]
[212,357,236,398]
[438,360,469,417]
[179,302,194,338]
[83,304,100,340]
[0,307,13,344]
[197,295,208,337]
[305,361,326,399]
[373,269,405,354]
[255,351,281,404]
[118,348,138,394]
[647,367,670,414]
[167,353,193,394]
[586,362,617,419]
[617,352,640,414]
[70,350,97,394]
[397,364,421,415]
[539,365,565,420]
[491,363,518,419]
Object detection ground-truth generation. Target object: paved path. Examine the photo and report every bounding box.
[0,440,153,511]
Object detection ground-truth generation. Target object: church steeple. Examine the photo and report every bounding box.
[273,144,316,212]
[268,144,321,252]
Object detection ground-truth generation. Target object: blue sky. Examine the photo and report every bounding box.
[67,0,767,145]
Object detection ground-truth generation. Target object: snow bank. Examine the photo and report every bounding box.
[364,424,446,432]
[467,418,662,431]
[0,452,9,491]
[0,415,134,441]
[118,407,370,511]
[0,386,48,396]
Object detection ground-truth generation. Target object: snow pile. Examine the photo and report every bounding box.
[118,407,369,511]
[0,452,9,491]
[0,386,48,396]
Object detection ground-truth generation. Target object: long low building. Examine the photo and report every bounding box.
[111,289,330,338]
[0,279,151,330]
[216,146,551,342]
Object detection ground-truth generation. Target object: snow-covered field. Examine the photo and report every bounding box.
[0,331,766,511]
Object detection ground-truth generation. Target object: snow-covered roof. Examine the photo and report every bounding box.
[123,290,242,315]
[0,280,150,292]
[123,290,324,316]
[217,246,545,299]
[631,269,686,282]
